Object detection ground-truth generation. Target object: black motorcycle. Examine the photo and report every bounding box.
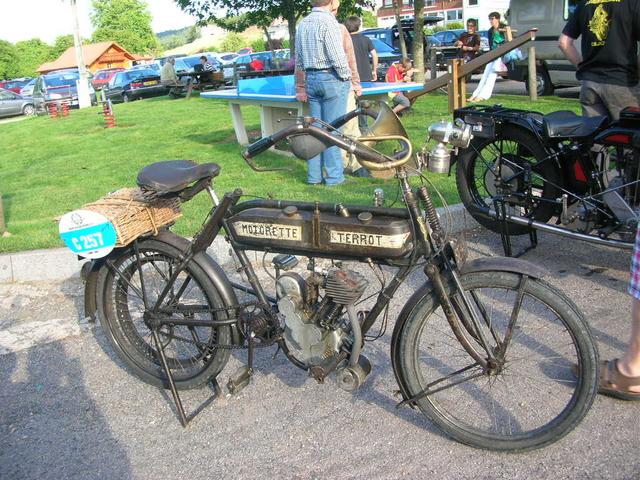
[424,104,640,255]
[72,104,598,452]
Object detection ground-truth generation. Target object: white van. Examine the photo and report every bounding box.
[505,0,581,96]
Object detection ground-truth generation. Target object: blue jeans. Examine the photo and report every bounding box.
[306,71,350,185]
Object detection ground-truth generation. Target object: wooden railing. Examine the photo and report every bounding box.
[407,29,539,112]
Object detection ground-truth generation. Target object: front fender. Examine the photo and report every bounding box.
[390,256,546,403]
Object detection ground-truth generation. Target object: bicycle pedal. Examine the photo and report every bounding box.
[226,366,253,395]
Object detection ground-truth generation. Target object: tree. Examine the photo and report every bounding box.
[392,0,407,59]
[362,10,377,28]
[0,41,19,80]
[14,39,52,77]
[49,35,76,59]
[91,0,159,54]
[175,0,372,60]
[412,0,424,83]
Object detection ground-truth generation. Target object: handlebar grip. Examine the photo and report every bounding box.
[243,136,275,158]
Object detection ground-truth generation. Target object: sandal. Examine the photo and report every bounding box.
[598,359,640,401]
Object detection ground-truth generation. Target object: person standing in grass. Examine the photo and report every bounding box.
[295,0,355,186]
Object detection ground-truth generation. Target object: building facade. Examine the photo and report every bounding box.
[376,0,509,30]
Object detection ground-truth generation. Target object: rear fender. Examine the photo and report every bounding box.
[390,256,546,403]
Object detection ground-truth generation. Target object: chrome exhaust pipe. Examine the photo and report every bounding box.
[481,209,634,250]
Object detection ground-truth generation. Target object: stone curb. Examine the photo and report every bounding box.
[0,203,478,283]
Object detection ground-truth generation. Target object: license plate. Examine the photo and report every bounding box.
[143,80,157,86]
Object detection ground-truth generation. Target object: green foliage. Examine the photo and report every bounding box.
[49,35,75,59]
[250,38,266,53]
[362,10,377,28]
[176,0,372,59]
[13,39,52,78]
[446,21,464,29]
[91,0,159,54]
[0,41,19,80]
[219,32,248,53]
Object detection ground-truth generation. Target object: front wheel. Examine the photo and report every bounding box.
[96,238,233,390]
[396,271,598,451]
[22,104,35,116]
[122,93,131,103]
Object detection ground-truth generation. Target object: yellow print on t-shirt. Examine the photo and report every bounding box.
[588,4,611,46]
[586,0,620,4]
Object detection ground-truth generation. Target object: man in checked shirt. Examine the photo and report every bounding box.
[295,0,361,186]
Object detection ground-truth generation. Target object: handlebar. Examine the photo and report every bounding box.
[241,107,413,172]
[243,136,276,158]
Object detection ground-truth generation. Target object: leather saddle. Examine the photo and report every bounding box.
[137,160,220,197]
[542,110,608,140]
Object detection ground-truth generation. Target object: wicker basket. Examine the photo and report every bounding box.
[83,188,182,247]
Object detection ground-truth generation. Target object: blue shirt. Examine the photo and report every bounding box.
[295,8,351,81]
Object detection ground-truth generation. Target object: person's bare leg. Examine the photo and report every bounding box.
[393,104,408,115]
[616,298,640,392]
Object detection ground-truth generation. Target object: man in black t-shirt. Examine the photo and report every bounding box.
[560,1,640,402]
[344,16,378,82]
[559,0,640,120]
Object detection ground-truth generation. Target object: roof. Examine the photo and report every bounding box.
[38,42,136,73]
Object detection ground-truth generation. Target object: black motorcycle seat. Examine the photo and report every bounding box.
[137,160,220,194]
[542,110,608,139]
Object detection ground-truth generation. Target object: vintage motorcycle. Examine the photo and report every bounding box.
[67,103,598,452]
[424,104,640,255]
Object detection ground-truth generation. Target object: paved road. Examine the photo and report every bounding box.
[1,229,638,479]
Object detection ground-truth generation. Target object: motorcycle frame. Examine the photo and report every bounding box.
[452,105,640,251]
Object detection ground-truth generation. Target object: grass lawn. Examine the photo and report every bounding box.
[0,91,580,253]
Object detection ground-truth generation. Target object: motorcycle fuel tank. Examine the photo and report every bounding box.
[227,205,413,259]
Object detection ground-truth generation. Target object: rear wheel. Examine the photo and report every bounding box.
[456,126,561,235]
[396,271,598,451]
[97,239,232,390]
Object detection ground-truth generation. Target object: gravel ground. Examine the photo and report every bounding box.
[0,229,639,480]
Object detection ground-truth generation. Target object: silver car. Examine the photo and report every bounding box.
[0,88,35,118]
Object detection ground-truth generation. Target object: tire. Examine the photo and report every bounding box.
[123,93,131,103]
[97,238,232,390]
[396,271,598,452]
[525,68,554,97]
[455,125,561,235]
[22,104,35,116]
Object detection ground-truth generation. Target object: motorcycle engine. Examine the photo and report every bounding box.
[276,267,367,367]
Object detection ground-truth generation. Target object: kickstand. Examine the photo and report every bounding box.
[152,329,189,427]
[494,197,538,258]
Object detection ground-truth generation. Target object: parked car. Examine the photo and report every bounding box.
[103,68,167,103]
[505,0,578,95]
[31,70,97,112]
[371,38,402,81]
[180,54,223,72]
[217,52,239,63]
[130,63,160,73]
[19,78,37,97]
[0,78,32,94]
[235,51,291,74]
[237,47,253,55]
[363,17,444,71]
[154,54,187,67]
[0,88,35,117]
[91,67,125,90]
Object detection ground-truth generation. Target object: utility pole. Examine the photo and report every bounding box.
[70,0,92,108]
